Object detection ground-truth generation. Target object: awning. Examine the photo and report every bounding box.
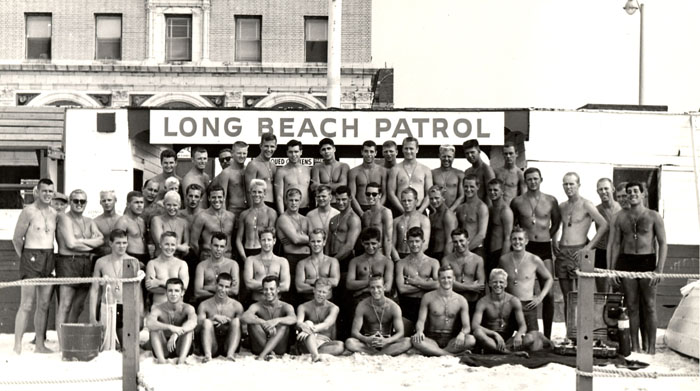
[0,151,39,166]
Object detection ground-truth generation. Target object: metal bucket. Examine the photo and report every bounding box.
[60,323,102,361]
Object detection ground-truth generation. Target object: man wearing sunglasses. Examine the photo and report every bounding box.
[348,140,386,216]
[360,182,393,260]
[218,148,233,170]
[56,189,104,349]
[213,142,249,217]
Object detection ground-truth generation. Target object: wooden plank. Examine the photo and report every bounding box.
[0,106,64,113]
[122,258,139,391]
[0,112,65,120]
[667,244,699,258]
[0,127,64,134]
[0,134,62,142]
[576,250,594,391]
[0,119,64,127]
[0,140,62,147]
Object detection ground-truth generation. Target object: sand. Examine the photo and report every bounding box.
[0,324,697,391]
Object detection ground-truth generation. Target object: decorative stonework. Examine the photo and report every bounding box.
[17,93,39,106]
[130,94,154,107]
[0,88,14,99]
[88,94,112,107]
[202,95,225,107]
[225,91,243,107]
[113,90,129,101]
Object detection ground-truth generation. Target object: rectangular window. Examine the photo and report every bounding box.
[26,14,52,60]
[305,17,328,62]
[166,15,192,62]
[96,15,122,60]
[235,16,261,62]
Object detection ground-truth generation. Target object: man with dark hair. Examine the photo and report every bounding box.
[395,227,440,327]
[296,278,345,361]
[311,138,349,200]
[218,148,233,170]
[327,185,361,269]
[244,133,278,209]
[182,146,211,209]
[243,227,290,302]
[348,140,386,215]
[295,229,340,302]
[345,274,412,356]
[56,189,104,347]
[347,228,395,305]
[432,144,464,211]
[150,148,180,199]
[307,184,339,235]
[241,276,297,360]
[213,141,249,217]
[89,229,143,348]
[115,191,149,268]
[190,185,235,259]
[181,183,205,226]
[412,265,476,356]
[387,137,433,214]
[13,178,57,354]
[360,182,393,259]
[197,272,243,362]
[146,232,189,306]
[427,185,458,260]
[610,182,667,354]
[235,179,278,263]
[274,139,311,214]
[194,232,239,303]
[463,139,495,204]
[510,167,560,339]
[441,228,485,318]
[455,175,488,258]
[494,143,526,204]
[392,187,430,261]
[147,278,197,364]
[486,178,513,278]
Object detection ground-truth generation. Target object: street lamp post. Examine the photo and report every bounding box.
[623,0,644,105]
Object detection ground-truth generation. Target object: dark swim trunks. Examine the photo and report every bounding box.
[56,254,93,287]
[555,244,585,279]
[19,249,54,279]
[126,252,150,270]
[244,247,262,257]
[485,249,502,281]
[426,330,455,349]
[472,246,485,260]
[594,248,607,270]
[616,253,656,273]
[526,240,553,261]
[399,296,422,322]
[520,300,539,332]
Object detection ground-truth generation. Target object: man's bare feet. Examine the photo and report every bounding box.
[225,355,236,362]
[34,344,53,354]
[13,344,22,355]
[312,354,322,363]
[202,356,212,363]
[512,351,529,358]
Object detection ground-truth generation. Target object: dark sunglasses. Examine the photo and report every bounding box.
[71,199,87,205]
[365,192,379,197]
[220,156,232,162]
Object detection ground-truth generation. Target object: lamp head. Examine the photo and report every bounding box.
[623,0,639,15]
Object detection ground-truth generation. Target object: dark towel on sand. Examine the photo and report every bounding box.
[459,349,629,369]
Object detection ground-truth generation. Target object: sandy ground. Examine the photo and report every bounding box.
[0,323,697,391]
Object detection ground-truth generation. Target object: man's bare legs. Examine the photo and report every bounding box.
[14,285,53,354]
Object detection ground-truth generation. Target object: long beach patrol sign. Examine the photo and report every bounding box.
[150,110,504,145]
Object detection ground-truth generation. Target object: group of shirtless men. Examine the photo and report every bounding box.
[12,133,666,362]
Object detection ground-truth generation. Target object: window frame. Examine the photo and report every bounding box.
[234,15,262,62]
[25,13,52,61]
[95,14,122,61]
[165,14,192,62]
[304,16,328,63]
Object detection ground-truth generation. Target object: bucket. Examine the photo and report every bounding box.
[60,323,103,361]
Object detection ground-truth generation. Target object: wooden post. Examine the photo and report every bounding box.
[122,258,140,391]
[576,250,595,391]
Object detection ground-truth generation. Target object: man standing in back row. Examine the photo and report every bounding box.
[387,137,433,215]
[463,139,495,204]
[510,167,560,339]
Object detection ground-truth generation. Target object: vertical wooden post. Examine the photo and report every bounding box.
[122,258,139,391]
[576,250,595,391]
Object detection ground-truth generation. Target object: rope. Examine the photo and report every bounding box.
[576,367,699,379]
[0,376,122,385]
[576,268,700,280]
[0,274,145,289]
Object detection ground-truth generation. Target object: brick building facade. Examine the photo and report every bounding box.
[0,0,379,109]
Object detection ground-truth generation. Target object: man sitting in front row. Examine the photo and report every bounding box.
[471,269,548,354]
[345,274,412,356]
[296,278,345,362]
[241,275,297,360]
[411,265,476,356]
[197,272,244,362]
[147,278,197,364]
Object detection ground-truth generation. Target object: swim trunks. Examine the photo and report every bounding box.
[98,302,124,330]
[298,207,310,216]
[425,330,455,349]
[55,254,93,287]
[244,247,262,257]
[616,253,656,273]
[472,246,485,260]
[526,241,553,261]
[427,251,444,262]
[398,252,410,260]
[126,252,150,270]
[555,244,585,279]
[19,248,54,279]
[485,249,502,281]
[296,333,332,353]
[594,248,607,270]
[520,300,539,332]
[399,295,422,322]
[360,204,371,212]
